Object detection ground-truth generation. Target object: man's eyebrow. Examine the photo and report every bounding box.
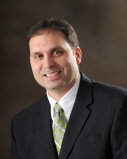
[31,46,65,55]
[31,51,42,55]
[49,46,64,53]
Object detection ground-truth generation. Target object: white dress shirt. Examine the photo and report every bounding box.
[47,75,80,127]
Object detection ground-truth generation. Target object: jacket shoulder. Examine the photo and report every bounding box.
[12,96,48,122]
[92,80,127,96]
[81,72,127,97]
[91,80,127,108]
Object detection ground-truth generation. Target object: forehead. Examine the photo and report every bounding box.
[30,29,66,41]
[29,30,71,53]
[29,30,68,46]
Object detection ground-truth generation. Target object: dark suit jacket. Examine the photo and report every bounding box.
[11,73,127,159]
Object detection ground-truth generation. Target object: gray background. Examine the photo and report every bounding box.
[1,0,127,158]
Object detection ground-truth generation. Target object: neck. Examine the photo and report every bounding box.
[47,73,80,101]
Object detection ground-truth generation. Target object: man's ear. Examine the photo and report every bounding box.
[75,47,82,64]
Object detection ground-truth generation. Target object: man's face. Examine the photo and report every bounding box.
[29,30,82,99]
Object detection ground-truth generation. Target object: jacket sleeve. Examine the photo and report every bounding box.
[10,119,22,159]
[111,95,127,159]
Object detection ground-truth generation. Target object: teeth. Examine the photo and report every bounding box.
[46,71,60,77]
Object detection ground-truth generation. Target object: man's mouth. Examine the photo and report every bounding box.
[44,71,61,77]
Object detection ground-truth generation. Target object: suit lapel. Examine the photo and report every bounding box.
[35,96,57,159]
[59,73,93,159]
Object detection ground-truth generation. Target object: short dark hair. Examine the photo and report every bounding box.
[27,18,79,50]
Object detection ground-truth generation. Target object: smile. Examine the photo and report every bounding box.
[45,71,61,77]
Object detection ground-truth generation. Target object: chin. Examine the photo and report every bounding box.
[38,78,65,90]
[46,85,62,91]
[45,83,65,91]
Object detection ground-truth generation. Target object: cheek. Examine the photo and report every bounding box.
[30,61,41,74]
[66,56,77,68]
[61,58,77,76]
[62,54,76,65]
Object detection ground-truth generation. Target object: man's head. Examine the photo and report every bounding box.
[27,18,79,51]
[27,18,82,100]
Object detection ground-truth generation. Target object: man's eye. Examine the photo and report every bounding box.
[53,50,62,55]
[35,54,43,59]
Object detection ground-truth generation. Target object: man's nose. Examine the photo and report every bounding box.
[43,56,54,68]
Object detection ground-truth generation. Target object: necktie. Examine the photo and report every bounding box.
[53,103,67,155]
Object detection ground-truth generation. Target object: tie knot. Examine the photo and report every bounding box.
[54,103,63,114]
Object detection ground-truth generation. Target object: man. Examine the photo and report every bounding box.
[11,18,127,159]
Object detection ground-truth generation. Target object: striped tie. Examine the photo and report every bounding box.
[53,103,67,155]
